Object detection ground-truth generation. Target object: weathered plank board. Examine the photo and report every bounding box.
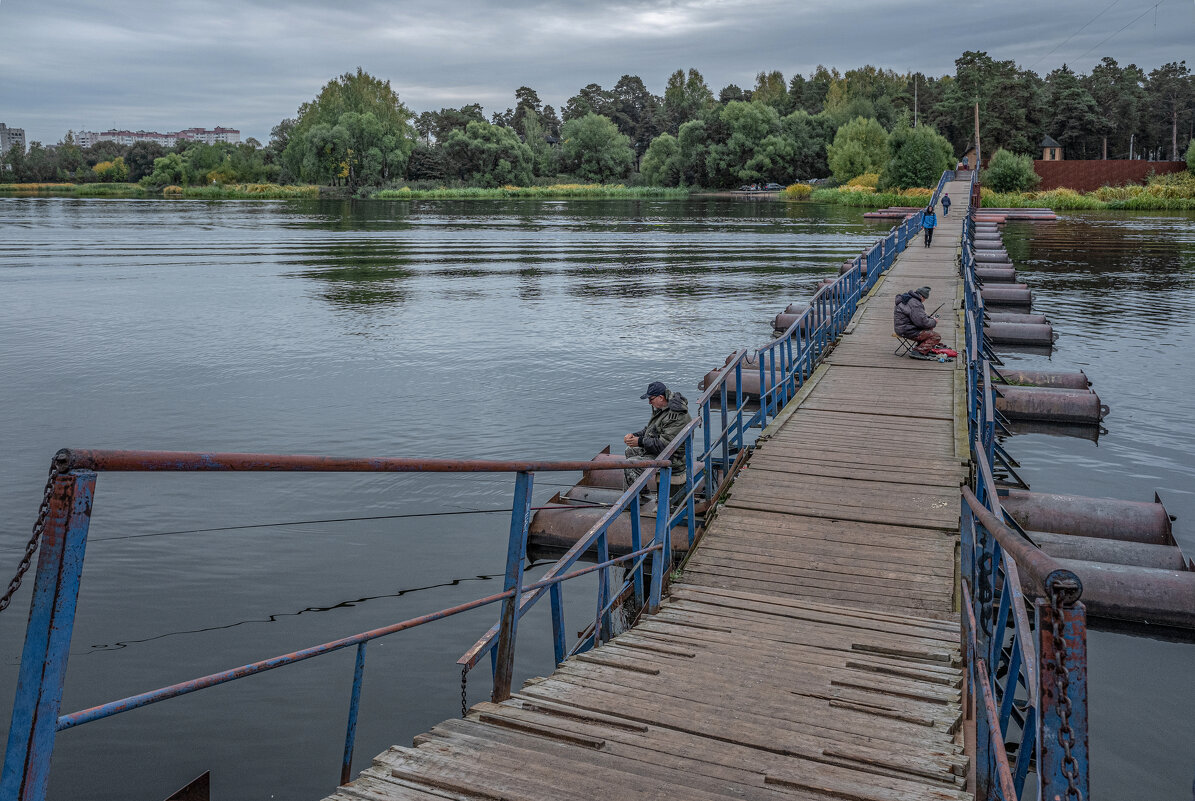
[324,180,972,801]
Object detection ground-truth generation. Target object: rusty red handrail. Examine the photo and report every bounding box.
[54,448,667,474]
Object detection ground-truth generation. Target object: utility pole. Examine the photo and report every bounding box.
[914,75,918,127]
[974,102,981,167]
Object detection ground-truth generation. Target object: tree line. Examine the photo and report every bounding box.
[3,53,1191,190]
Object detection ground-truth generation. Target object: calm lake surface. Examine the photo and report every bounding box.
[1,197,1192,800]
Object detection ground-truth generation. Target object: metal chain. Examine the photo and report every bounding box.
[977,550,994,636]
[1049,586,1084,801]
[0,465,57,614]
[460,666,468,719]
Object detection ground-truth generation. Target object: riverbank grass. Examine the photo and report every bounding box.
[0,182,321,199]
[371,183,690,200]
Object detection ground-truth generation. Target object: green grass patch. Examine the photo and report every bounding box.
[371,183,690,200]
[808,188,910,208]
[0,182,147,197]
[177,183,320,199]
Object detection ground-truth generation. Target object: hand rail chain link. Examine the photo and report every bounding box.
[0,462,57,614]
[1049,585,1084,801]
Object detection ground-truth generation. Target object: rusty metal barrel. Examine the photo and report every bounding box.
[981,286,1032,306]
[986,311,1048,324]
[973,234,1003,243]
[1001,489,1172,545]
[528,505,691,561]
[700,354,776,398]
[1024,559,1195,630]
[997,368,1089,389]
[1029,531,1189,571]
[784,302,809,315]
[994,385,1107,423]
[975,267,1017,283]
[974,250,1012,264]
[984,321,1054,346]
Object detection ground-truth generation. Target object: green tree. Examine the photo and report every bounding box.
[1045,65,1099,156]
[640,133,681,185]
[560,113,634,182]
[282,68,415,185]
[879,123,954,189]
[441,120,534,186]
[826,116,889,182]
[663,68,715,132]
[124,141,166,181]
[563,83,615,121]
[781,110,837,178]
[509,86,543,133]
[1147,61,1192,160]
[984,148,1040,192]
[93,156,129,182]
[145,152,188,186]
[521,111,559,177]
[940,51,1045,156]
[2,143,26,180]
[1187,138,1195,172]
[610,75,663,160]
[752,71,790,113]
[406,143,445,181]
[719,84,750,104]
[706,101,783,186]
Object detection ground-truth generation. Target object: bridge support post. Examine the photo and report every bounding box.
[1036,599,1089,801]
[491,471,533,702]
[1,471,96,801]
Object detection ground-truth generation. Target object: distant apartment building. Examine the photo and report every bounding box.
[75,127,240,148]
[0,123,27,153]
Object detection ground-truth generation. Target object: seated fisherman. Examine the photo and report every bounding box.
[623,381,691,501]
[894,286,942,356]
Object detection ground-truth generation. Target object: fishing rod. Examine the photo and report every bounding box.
[928,302,945,317]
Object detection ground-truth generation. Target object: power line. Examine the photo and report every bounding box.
[1076,0,1166,61]
[1030,0,1124,70]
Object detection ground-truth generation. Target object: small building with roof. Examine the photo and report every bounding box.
[1041,135,1063,161]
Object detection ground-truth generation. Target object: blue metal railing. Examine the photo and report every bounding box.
[2,177,944,800]
[959,168,1089,801]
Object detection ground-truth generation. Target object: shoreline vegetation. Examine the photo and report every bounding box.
[802,171,1195,211]
[4,179,1195,210]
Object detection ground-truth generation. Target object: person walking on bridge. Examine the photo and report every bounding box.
[894,287,942,356]
[940,193,951,216]
[922,206,937,246]
[623,382,691,501]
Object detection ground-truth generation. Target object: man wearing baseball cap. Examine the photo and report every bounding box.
[622,381,691,497]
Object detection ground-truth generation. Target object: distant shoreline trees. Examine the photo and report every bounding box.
[2,54,1191,190]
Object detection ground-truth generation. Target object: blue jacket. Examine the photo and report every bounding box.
[923,211,937,229]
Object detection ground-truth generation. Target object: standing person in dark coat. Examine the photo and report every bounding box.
[941,193,951,215]
[922,207,937,246]
[894,286,942,355]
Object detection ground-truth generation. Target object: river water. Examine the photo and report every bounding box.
[0,198,1191,800]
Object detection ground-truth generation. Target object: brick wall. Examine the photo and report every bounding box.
[1033,160,1187,191]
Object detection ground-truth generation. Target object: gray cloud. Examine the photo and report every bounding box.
[1,0,1192,144]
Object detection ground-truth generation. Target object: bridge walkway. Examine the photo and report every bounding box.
[325,179,973,801]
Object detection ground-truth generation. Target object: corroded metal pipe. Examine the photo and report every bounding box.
[994,386,1106,423]
[985,321,1055,346]
[528,505,691,560]
[974,250,1012,264]
[1025,559,1195,629]
[1029,531,1189,571]
[1001,489,1173,545]
[784,302,809,315]
[986,312,1048,325]
[975,267,1017,283]
[998,368,1089,389]
[981,286,1032,306]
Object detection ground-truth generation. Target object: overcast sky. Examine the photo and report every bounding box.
[2,0,1192,145]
